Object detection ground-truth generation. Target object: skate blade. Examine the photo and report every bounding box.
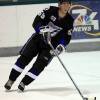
[17,89,24,93]
[5,89,10,92]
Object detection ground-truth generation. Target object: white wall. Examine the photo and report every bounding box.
[0,3,57,47]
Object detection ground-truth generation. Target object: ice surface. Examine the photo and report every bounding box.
[0,51,100,100]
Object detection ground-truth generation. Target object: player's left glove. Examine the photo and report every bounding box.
[50,44,65,56]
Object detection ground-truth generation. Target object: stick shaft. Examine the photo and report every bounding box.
[48,41,84,100]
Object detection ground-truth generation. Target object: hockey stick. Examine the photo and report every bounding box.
[48,41,96,100]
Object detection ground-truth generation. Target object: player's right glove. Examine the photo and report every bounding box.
[39,26,51,44]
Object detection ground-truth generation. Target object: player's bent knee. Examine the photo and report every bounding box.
[15,55,32,68]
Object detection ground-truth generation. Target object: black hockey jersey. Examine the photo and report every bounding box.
[32,6,74,48]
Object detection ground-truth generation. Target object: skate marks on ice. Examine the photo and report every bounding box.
[23,86,89,97]
[1,86,89,100]
[2,87,100,100]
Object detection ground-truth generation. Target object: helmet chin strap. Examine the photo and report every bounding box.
[58,6,69,18]
[58,9,66,18]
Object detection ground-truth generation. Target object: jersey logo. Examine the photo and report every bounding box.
[38,7,50,19]
[48,22,62,37]
[38,12,45,19]
[50,16,56,22]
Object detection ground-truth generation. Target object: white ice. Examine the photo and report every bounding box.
[0,51,100,100]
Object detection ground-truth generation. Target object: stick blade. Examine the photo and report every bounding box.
[83,97,96,100]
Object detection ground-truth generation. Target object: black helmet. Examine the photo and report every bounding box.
[59,0,71,4]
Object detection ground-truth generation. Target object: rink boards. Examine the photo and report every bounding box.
[0,1,100,56]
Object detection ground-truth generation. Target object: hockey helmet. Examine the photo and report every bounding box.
[59,0,71,4]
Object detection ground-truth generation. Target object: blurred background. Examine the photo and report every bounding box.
[0,0,100,57]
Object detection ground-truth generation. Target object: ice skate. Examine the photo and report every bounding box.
[18,82,25,92]
[4,79,14,90]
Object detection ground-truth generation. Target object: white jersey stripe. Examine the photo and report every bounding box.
[26,72,37,80]
[13,65,23,73]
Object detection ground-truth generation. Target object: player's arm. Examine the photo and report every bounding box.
[32,7,50,33]
[51,29,73,56]
[63,17,74,48]
[53,17,74,55]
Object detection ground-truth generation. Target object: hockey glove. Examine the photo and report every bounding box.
[50,44,65,56]
[40,26,51,44]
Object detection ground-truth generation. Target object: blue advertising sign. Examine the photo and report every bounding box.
[70,1,100,39]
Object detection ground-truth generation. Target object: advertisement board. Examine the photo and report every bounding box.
[70,1,100,40]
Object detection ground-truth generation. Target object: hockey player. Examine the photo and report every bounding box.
[4,0,74,92]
